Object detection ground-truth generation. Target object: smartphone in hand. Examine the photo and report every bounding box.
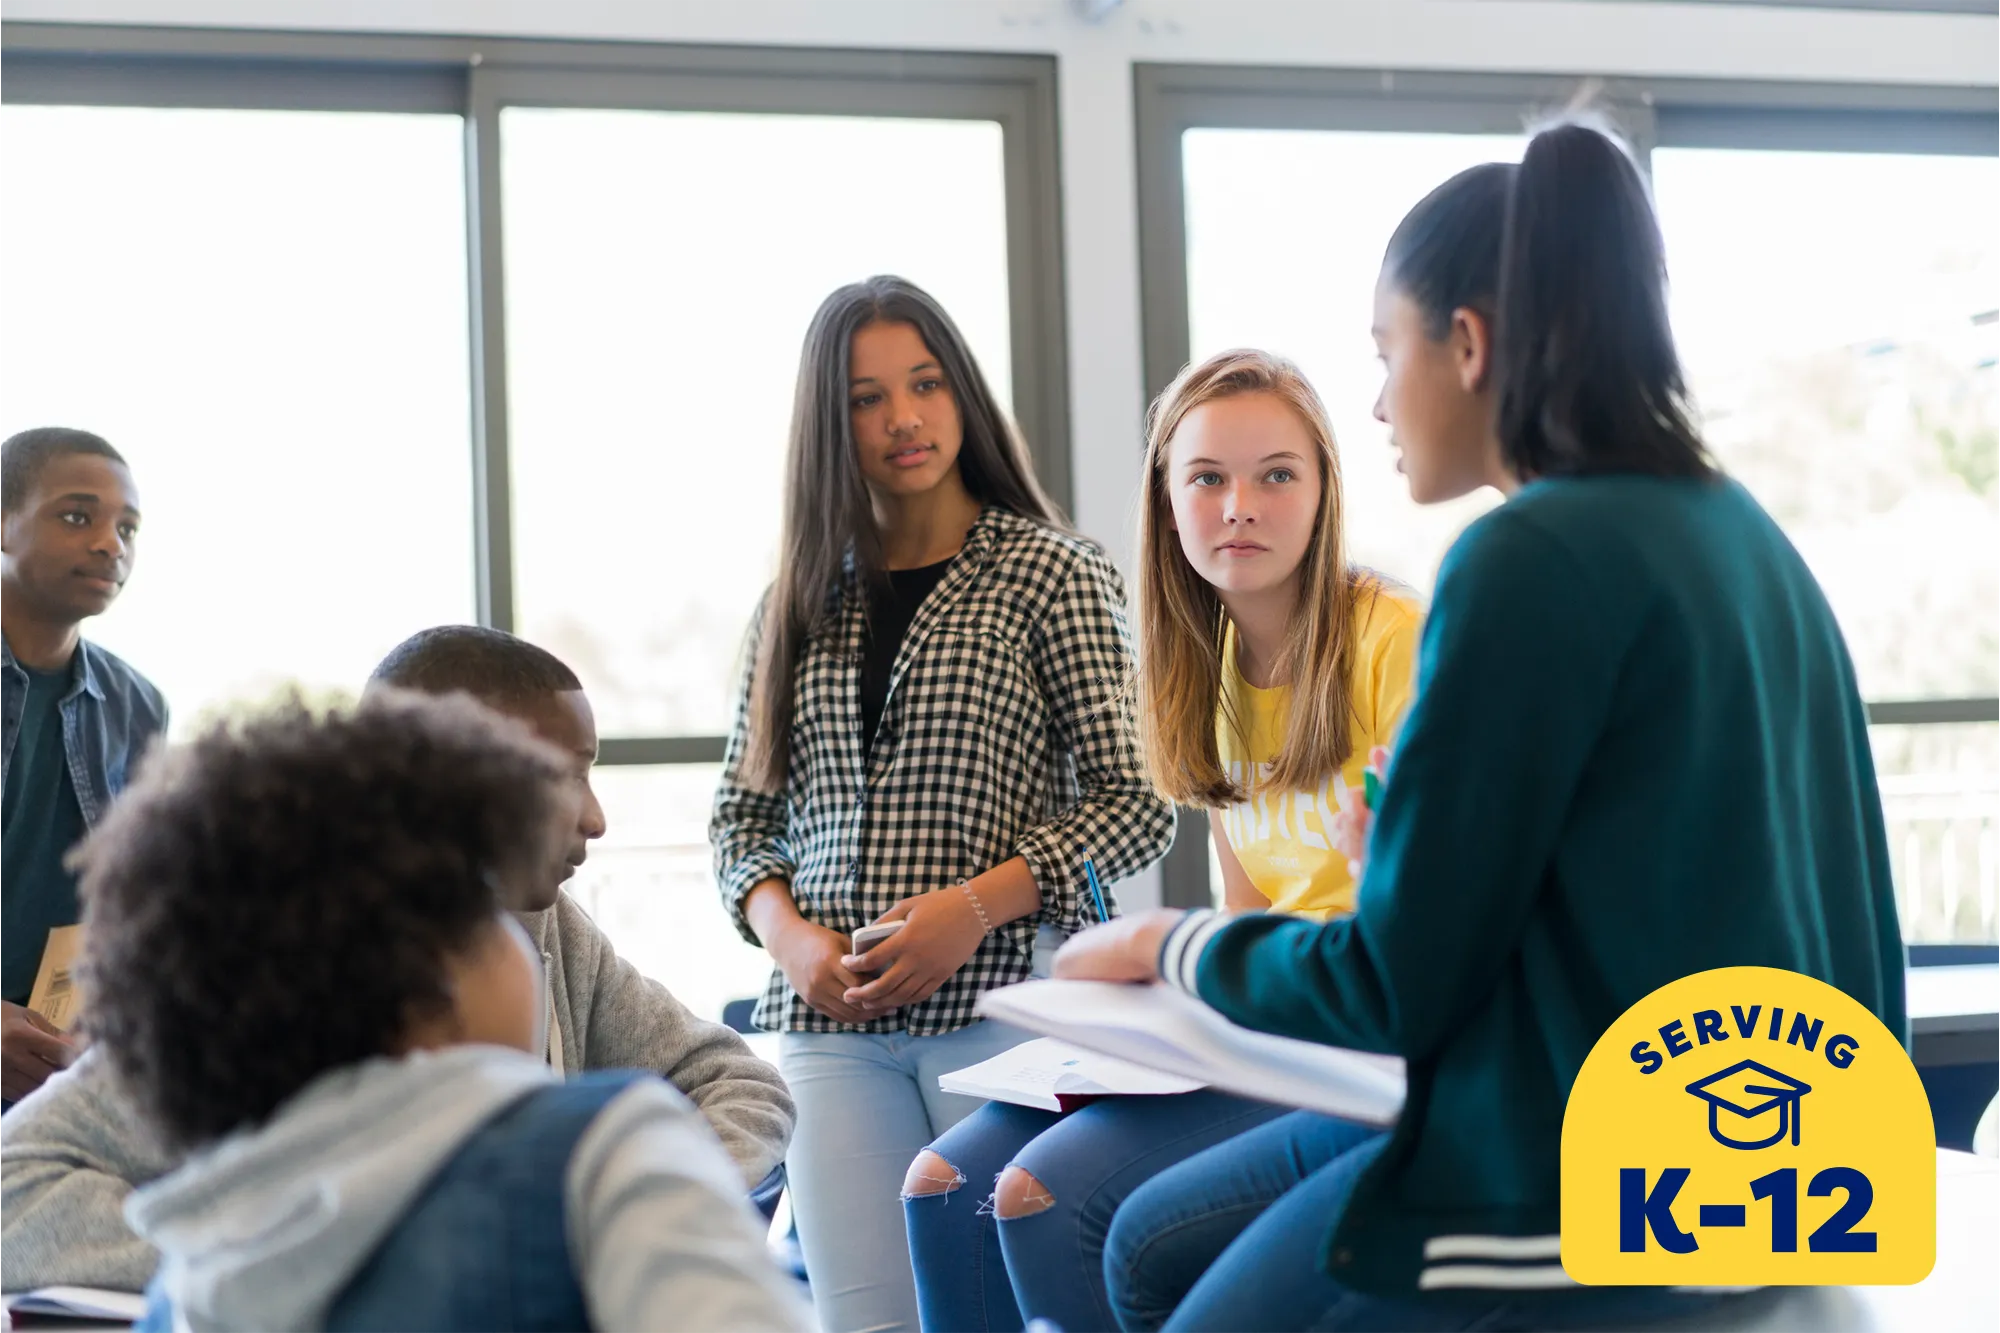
[850,919,907,955]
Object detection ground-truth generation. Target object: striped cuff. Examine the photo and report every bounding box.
[1157,909,1233,996]
[1418,1234,1571,1290]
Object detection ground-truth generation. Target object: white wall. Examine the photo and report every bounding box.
[9,0,1995,907]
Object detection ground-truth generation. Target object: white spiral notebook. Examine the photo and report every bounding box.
[974,979,1406,1126]
[4,1285,148,1323]
[938,1035,1203,1111]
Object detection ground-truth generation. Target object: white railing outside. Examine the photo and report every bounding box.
[1882,773,2000,945]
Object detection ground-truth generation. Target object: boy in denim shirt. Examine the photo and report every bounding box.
[74,691,808,1332]
[2,427,166,1104]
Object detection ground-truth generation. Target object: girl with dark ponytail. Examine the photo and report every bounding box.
[1054,120,1900,1331]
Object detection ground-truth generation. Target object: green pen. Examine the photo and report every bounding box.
[1362,767,1383,812]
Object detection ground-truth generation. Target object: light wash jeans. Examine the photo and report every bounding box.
[781,1021,1030,1333]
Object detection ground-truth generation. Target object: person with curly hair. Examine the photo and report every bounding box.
[2,627,796,1295]
[70,691,811,1332]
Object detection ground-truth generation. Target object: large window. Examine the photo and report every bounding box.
[1655,146,1998,946]
[502,108,1012,738]
[0,103,476,727]
[1140,68,1999,942]
[562,764,771,1025]
[1651,146,1997,704]
[2,28,1068,1019]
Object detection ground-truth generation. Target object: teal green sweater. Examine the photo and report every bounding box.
[1162,475,1904,1295]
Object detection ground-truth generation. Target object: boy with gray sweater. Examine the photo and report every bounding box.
[1,628,795,1295]
[50,690,806,1330]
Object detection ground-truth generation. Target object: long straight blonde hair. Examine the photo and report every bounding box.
[1136,349,1377,808]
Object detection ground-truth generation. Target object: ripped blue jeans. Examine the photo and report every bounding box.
[901,1090,1291,1332]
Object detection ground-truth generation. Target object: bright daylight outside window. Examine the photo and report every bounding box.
[502,108,1012,738]
[1,105,477,726]
[1653,146,1998,945]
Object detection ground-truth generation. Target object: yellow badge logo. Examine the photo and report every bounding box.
[1561,966,1934,1285]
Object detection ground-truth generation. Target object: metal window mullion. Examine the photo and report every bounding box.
[1134,71,1210,911]
[1134,71,1194,405]
[1000,61,1074,517]
[465,62,517,634]
[1866,698,2000,726]
[598,737,728,766]
[0,53,463,112]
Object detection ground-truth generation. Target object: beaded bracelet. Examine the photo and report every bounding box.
[960,881,994,935]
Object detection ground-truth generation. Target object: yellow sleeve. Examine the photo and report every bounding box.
[1367,594,1424,745]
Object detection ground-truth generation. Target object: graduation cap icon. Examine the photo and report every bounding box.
[1685,1059,1812,1150]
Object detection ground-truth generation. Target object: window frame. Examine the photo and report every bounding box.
[1584,0,1994,14]
[1132,62,2000,911]
[2,21,1072,768]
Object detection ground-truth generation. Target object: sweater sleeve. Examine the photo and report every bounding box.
[556,896,794,1186]
[1013,547,1177,931]
[0,1049,175,1292]
[566,1081,813,1333]
[710,597,798,945]
[1174,511,1629,1060]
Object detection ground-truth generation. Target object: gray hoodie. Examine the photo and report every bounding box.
[126,1044,810,1332]
[0,892,793,1293]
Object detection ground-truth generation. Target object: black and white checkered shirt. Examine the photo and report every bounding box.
[712,507,1177,1035]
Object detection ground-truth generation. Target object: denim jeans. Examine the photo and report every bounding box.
[1108,1110,1733,1332]
[906,1090,1291,1333]
[779,1022,1029,1333]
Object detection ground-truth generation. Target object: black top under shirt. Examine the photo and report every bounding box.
[859,556,955,755]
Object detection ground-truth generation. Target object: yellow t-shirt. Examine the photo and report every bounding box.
[1214,585,1424,920]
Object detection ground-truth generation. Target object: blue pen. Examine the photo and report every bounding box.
[1082,849,1112,922]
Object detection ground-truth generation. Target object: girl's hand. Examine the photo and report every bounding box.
[1332,744,1391,878]
[841,889,987,1013]
[1051,909,1186,984]
[766,918,871,1025]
